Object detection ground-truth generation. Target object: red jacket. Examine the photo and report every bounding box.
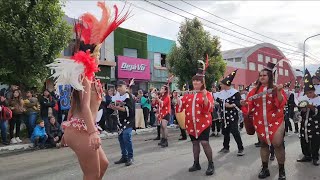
[176,92,214,138]
[157,95,171,120]
[245,86,287,145]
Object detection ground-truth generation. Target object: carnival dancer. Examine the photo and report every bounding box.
[175,58,215,176]
[241,62,287,180]
[155,79,172,148]
[296,69,320,166]
[47,2,130,179]
[217,69,245,156]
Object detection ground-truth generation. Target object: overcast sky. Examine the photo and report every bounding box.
[63,0,320,74]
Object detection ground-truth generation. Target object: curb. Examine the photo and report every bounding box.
[0,126,179,155]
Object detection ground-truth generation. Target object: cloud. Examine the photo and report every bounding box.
[63,0,320,69]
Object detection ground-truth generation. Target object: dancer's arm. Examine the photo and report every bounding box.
[79,78,96,134]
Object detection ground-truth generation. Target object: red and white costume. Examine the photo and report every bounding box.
[156,95,171,121]
[176,92,214,138]
[245,86,287,145]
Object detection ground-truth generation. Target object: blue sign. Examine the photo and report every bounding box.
[59,85,71,110]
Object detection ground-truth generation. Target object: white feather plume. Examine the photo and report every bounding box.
[46,58,85,94]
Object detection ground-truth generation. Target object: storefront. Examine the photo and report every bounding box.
[116,56,150,93]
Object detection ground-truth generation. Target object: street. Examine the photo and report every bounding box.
[0,129,319,180]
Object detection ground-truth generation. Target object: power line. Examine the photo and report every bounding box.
[155,0,307,56]
[180,0,301,51]
[122,0,318,66]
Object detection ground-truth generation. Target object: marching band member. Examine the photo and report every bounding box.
[296,69,320,166]
[312,68,320,95]
[288,81,303,133]
[241,62,287,180]
[155,84,171,148]
[175,61,215,176]
[210,84,222,137]
[217,69,245,156]
[284,82,294,135]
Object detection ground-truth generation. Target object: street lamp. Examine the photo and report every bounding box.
[303,33,320,78]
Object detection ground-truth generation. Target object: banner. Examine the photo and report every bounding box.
[59,85,71,110]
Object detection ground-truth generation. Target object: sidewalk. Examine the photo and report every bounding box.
[0,126,179,155]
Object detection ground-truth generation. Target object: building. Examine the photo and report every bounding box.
[222,43,296,90]
[147,35,175,90]
[113,27,150,93]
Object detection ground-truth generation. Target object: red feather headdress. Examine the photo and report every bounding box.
[75,1,131,45]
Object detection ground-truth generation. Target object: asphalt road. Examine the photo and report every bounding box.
[0,129,319,180]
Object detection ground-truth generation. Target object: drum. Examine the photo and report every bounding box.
[176,110,186,129]
[244,113,255,135]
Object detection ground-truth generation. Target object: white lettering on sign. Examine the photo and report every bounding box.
[121,62,146,72]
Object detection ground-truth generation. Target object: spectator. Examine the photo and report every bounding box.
[31,120,48,149]
[24,90,39,138]
[46,116,62,148]
[0,91,10,145]
[5,85,19,100]
[39,89,56,126]
[149,88,157,127]
[105,89,117,132]
[141,91,151,128]
[169,90,177,126]
[9,89,25,144]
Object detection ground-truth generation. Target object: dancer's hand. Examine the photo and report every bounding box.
[89,132,101,150]
[240,100,247,106]
[276,84,283,91]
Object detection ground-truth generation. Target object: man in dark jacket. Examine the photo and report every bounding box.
[110,80,135,167]
[46,116,63,148]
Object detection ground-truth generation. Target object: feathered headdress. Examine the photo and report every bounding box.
[47,1,130,93]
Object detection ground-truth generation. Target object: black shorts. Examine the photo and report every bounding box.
[161,113,170,121]
[189,127,210,141]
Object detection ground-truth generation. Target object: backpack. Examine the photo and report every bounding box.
[0,105,13,120]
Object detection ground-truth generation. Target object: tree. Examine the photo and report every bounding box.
[0,0,72,89]
[168,18,226,89]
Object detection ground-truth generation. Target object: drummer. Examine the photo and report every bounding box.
[175,65,215,176]
[297,69,320,166]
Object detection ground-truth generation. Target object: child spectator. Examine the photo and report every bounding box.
[31,120,48,149]
[46,116,63,148]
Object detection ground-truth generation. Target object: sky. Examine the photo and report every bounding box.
[63,0,320,74]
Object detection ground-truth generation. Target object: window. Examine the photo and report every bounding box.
[161,54,167,67]
[227,58,234,62]
[258,64,264,71]
[265,56,270,63]
[285,69,289,76]
[154,53,161,67]
[279,60,283,67]
[235,57,241,62]
[279,68,283,75]
[258,54,263,62]
[123,48,137,58]
[238,85,244,91]
[249,62,256,71]
[272,58,277,64]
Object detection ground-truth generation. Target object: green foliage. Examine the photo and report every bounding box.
[167,18,226,89]
[0,0,72,89]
